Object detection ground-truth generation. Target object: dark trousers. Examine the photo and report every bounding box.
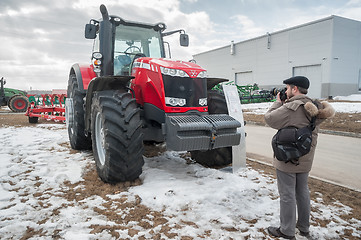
[276,169,310,236]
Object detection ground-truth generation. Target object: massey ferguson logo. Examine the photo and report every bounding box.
[189,70,198,77]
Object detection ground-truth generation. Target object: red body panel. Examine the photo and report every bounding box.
[79,64,97,90]
[78,58,209,114]
[131,58,208,113]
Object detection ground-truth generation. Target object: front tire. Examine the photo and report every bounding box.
[190,90,232,167]
[91,90,144,183]
[66,73,91,150]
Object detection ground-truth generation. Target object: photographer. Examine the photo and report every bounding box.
[264,76,335,239]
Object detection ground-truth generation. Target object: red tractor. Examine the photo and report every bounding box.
[66,5,241,183]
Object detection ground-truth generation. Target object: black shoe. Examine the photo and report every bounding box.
[298,228,310,237]
[296,225,310,237]
[267,226,296,239]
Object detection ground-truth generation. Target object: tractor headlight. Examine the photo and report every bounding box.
[92,52,102,73]
[199,98,207,106]
[165,97,186,107]
[92,52,102,59]
[160,67,189,77]
[169,68,176,75]
[197,71,207,78]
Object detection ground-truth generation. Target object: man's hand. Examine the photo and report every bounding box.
[276,92,282,103]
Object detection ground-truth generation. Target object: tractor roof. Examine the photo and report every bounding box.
[108,15,167,32]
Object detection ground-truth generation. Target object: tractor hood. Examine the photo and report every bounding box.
[4,88,27,95]
[134,57,206,78]
[150,58,204,70]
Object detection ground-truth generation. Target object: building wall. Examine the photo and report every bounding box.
[328,17,361,97]
[194,16,361,98]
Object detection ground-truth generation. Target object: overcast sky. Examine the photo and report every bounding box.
[1,0,360,90]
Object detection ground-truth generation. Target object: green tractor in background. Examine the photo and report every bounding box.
[0,77,29,112]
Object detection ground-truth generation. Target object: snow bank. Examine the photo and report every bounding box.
[333,94,361,101]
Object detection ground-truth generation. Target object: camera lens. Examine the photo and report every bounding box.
[270,87,287,101]
[270,88,278,96]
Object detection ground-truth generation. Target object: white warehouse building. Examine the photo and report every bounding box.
[193,15,361,99]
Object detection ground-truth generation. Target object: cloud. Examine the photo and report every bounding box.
[162,10,216,59]
[230,15,266,39]
[0,0,360,90]
[0,0,216,90]
[338,0,361,20]
[346,0,361,6]
[0,1,97,90]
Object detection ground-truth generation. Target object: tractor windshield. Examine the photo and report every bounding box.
[114,25,163,76]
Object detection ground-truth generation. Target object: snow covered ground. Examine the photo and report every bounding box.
[0,95,361,239]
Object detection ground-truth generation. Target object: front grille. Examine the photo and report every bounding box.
[162,75,207,107]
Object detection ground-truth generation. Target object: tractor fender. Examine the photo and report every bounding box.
[69,64,97,93]
[84,76,134,132]
[70,64,85,93]
[207,78,229,90]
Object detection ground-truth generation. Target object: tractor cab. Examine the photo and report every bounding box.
[85,6,189,77]
[113,23,165,76]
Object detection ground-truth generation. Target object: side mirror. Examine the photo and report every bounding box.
[85,24,97,39]
[180,33,189,47]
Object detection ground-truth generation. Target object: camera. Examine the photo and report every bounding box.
[271,87,287,101]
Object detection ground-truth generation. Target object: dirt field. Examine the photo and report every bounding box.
[1,107,361,239]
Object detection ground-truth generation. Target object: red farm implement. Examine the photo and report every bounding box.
[26,93,66,123]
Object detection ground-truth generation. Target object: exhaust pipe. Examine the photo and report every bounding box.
[98,4,112,75]
[100,4,109,21]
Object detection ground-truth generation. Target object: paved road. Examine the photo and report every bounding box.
[245,124,361,192]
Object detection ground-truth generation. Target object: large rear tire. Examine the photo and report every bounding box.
[190,90,232,167]
[91,90,144,183]
[8,95,29,112]
[66,74,91,150]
